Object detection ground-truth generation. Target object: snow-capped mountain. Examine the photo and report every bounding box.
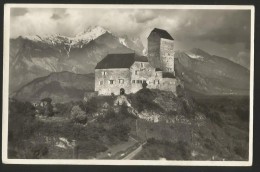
[71,26,110,47]
[9,26,144,93]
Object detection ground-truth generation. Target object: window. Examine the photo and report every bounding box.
[102,71,107,76]
[132,80,135,83]
[154,80,160,84]
[137,80,141,84]
[135,71,138,75]
[155,73,158,77]
[119,79,124,84]
[141,63,144,68]
[109,80,114,84]
[143,80,146,83]
[99,81,103,85]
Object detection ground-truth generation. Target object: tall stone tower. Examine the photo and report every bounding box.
[147,28,175,74]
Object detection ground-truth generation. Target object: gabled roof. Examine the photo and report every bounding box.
[162,72,175,78]
[95,53,148,69]
[149,28,174,40]
[155,68,162,71]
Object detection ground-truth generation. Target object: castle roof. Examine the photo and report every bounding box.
[162,72,175,78]
[95,53,148,69]
[149,28,174,40]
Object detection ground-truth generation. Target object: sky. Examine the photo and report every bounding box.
[10,7,252,66]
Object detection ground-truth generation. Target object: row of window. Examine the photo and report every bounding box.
[99,79,160,85]
[132,80,145,84]
[99,79,124,85]
[132,80,159,84]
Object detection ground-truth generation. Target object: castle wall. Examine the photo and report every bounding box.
[160,38,175,73]
[148,33,162,69]
[95,68,131,95]
[160,78,177,93]
[130,62,163,93]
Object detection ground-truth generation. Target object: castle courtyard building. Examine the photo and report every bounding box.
[95,53,178,95]
[94,28,180,96]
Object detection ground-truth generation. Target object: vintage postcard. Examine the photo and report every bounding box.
[2,4,254,166]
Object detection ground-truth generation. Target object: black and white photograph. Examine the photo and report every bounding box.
[2,4,254,166]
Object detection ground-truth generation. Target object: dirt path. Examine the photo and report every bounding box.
[122,142,147,160]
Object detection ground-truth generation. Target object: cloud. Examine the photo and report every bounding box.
[130,10,158,23]
[51,9,69,20]
[170,10,251,46]
[10,8,28,17]
[9,8,251,61]
[51,13,61,20]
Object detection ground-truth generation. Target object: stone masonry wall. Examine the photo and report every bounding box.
[148,33,161,69]
[130,62,162,93]
[160,78,177,93]
[95,69,131,95]
[160,38,175,73]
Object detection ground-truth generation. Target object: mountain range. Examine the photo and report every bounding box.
[9,26,144,93]
[9,26,250,102]
[175,48,250,96]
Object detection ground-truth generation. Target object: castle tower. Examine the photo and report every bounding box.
[147,28,175,74]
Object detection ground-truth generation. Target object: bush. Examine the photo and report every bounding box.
[54,102,74,117]
[71,105,88,124]
[129,89,163,112]
[8,99,38,142]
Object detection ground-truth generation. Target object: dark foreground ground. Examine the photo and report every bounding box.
[7,89,249,161]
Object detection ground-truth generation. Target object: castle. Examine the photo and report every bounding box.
[94,28,181,95]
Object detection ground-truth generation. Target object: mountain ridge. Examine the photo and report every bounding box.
[9,26,144,93]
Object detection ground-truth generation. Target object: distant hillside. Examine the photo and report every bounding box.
[174,48,250,96]
[13,71,95,103]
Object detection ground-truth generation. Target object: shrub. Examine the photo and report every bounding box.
[129,88,163,112]
[71,105,88,124]
[54,102,74,117]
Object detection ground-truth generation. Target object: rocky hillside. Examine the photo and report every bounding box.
[13,71,94,103]
[174,48,250,96]
[9,26,144,93]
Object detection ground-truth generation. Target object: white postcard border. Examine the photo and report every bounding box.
[2,4,255,166]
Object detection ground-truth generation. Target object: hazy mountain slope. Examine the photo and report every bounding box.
[175,48,250,95]
[9,27,143,93]
[13,71,94,103]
